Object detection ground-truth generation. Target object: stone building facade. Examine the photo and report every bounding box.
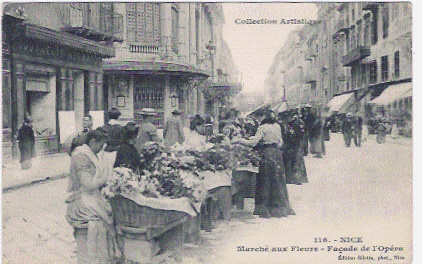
[2,3,119,160]
[266,2,412,128]
[103,3,240,128]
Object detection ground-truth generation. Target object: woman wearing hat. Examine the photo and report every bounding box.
[114,123,142,172]
[163,110,185,151]
[135,108,161,154]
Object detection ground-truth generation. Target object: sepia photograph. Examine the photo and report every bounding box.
[1,1,415,263]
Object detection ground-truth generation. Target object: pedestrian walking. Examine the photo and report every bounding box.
[301,105,312,156]
[163,110,185,151]
[308,109,324,158]
[114,123,142,172]
[282,112,308,185]
[342,112,355,147]
[354,115,363,147]
[233,110,295,219]
[65,128,121,263]
[17,116,35,170]
[135,108,161,154]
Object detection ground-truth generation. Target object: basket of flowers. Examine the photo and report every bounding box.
[103,156,206,228]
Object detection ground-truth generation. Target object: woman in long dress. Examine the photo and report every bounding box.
[65,128,120,263]
[233,111,295,218]
[17,117,35,170]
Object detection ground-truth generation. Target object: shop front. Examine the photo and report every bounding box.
[2,14,115,161]
[103,61,210,129]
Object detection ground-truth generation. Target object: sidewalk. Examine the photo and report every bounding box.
[2,153,71,192]
[365,134,412,147]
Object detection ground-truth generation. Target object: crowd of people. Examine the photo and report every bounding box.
[59,104,372,262]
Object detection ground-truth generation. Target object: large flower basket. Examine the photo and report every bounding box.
[109,195,191,229]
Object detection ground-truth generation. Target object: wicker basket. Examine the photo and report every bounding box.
[109,195,189,228]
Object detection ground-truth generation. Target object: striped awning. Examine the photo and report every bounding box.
[327,92,354,113]
[369,82,412,105]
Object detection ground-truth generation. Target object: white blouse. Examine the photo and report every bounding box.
[243,123,283,147]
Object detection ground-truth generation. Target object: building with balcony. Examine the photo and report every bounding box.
[2,3,119,161]
[103,3,240,128]
[332,2,412,125]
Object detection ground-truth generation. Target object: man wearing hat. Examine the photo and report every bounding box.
[163,109,185,151]
[135,108,161,154]
[342,112,355,147]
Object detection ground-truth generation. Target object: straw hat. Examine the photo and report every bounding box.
[139,108,156,116]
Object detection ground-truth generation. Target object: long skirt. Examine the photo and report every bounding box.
[66,191,120,263]
[310,132,324,155]
[284,148,308,185]
[254,146,295,218]
[19,140,35,169]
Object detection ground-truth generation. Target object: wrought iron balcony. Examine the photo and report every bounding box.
[342,46,370,67]
[333,19,349,38]
[61,4,122,42]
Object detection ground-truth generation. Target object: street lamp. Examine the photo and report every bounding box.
[170,93,178,108]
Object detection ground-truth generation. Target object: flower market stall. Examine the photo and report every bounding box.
[100,139,260,263]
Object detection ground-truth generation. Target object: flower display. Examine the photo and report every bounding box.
[138,141,164,169]
[103,154,207,203]
[102,139,259,203]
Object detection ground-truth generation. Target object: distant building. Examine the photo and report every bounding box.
[266,2,412,135]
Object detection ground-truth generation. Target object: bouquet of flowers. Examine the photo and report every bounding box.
[227,144,261,168]
[138,141,164,169]
[101,167,162,199]
[150,153,207,202]
[103,155,207,203]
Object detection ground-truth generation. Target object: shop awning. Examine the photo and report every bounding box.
[243,103,271,117]
[369,82,412,105]
[327,92,354,113]
[103,60,211,77]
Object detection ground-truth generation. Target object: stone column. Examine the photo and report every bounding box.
[178,3,189,62]
[163,75,171,122]
[189,3,197,65]
[161,3,172,58]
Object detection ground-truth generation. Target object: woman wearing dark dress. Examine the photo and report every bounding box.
[17,117,35,170]
[283,113,308,185]
[114,123,142,172]
[233,111,295,219]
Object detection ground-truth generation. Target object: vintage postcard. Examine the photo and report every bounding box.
[2,2,414,264]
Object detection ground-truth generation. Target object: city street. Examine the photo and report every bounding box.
[2,133,413,264]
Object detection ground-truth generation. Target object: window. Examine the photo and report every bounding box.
[371,9,378,45]
[382,4,389,38]
[369,61,377,84]
[394,51,400,79]
[126,3,161,45]
[171,5,179,54]
[364,14,371,47]
[381,56,389,81]
[310,81,317,90]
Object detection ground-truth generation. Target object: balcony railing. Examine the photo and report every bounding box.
[61,4,120,42]
[129,44,160,54]
[333,19,349,37]
[342,46,370,66]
